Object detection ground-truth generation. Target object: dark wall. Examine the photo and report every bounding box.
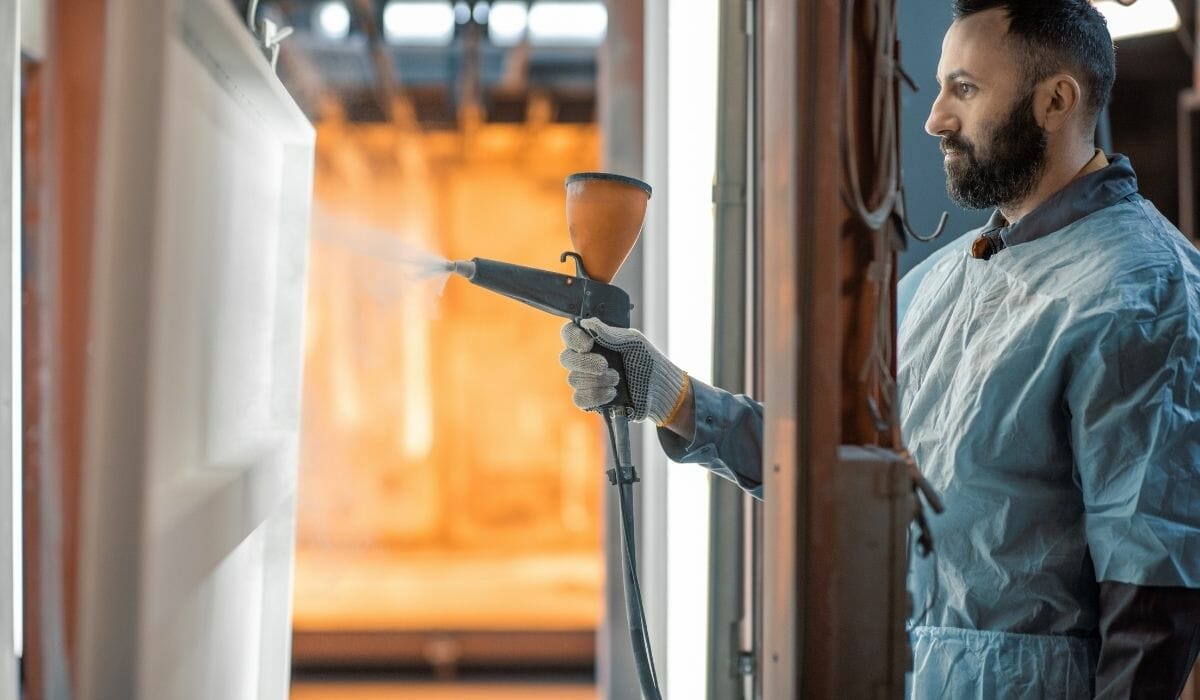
[897,3,992,276]
[1107,32,1192,224]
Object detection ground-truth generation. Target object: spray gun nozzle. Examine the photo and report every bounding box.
[448,260,477,279]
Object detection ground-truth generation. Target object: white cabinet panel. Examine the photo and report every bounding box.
[77,0,314,697]
[0,1,20,698]
[19,0,44,59]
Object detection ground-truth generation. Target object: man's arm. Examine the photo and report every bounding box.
[1094,582,1200,699]
[559,319,765,499]
[656,378,764,499]
[1065,308,1200,697]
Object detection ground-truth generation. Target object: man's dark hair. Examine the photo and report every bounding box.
[952,0,1116,125]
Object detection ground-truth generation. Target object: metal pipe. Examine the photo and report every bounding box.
[597,4,651,693]
[708,0,752,695]
[747,2,766,697]
[604,409,663,700]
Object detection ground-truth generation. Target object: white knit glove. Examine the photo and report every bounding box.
[559,318,688,424]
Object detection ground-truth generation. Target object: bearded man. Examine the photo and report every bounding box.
[558,0,1200,695]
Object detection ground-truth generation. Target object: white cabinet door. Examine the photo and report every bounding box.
[76,1,314,698]
[0,3,20,700]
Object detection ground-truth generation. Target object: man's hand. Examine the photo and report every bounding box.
[559,318,690,428]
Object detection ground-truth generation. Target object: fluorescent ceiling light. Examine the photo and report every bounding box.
[314,1,351,40]
[454,0,471,24]
[1094,0,1180,40]
[473,1,490,24]
[488,1,528,46]
[383,1,456,46]
[528,2,607,46]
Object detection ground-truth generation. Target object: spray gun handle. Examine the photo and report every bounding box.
[591,343,633,410]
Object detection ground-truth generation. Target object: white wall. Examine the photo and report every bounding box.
[641,0,720,696]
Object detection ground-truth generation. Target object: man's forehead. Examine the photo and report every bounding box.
[938,8,1021,82]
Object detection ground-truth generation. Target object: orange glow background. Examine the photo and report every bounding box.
[293,116,606,633]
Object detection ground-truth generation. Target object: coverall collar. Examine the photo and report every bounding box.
[974,153,1139,257]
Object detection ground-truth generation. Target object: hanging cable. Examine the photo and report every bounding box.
[839,0,949,241]
[840,0,945,560]
[602,409,662,700]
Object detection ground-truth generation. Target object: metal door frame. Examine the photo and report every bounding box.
[708,0,752,695]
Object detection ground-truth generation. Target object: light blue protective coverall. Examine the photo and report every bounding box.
[657,154,1200,696]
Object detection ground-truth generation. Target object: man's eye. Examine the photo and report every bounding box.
[957,83,976,97]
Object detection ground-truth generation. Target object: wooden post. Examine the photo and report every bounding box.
[761,0,911,696]
[20,0,107,695]
[761,0,843,695]
[1180,1,1200,243]
[50,0,106,664]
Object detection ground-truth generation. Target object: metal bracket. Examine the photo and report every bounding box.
[737,651,756,677]
[606,466,639,486]
[244,0,293,73]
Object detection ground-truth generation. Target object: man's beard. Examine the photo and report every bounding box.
[941,90,1048,210]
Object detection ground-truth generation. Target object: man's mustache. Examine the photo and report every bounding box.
[940,136,974,156]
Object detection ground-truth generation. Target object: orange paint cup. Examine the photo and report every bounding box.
[564,172,652,284]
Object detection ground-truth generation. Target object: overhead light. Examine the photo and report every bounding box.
[1094,0,1181,40]
[383,1,456,46]
[487,1,528,46]
[472,1,490,24]
[314,1,352,40]
[454,0,471,24]
[528,1,607,46]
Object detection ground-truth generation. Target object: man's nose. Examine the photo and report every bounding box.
[925,93,958,137]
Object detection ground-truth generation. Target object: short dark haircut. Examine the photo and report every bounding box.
[952,0,1116,124]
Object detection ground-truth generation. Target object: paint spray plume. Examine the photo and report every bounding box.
[311,207,453,308]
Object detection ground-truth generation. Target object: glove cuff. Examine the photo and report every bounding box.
[646,360,688,425]
[655,374,691,427]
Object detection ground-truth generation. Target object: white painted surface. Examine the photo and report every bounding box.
[638,0,671,696]
[664,0,718,697]
[0,1,21,698]
[76,0,314,698]
[640,0,720,696]
[19,0,44,60]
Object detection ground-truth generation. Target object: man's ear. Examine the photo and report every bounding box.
[1036,73,1083,133]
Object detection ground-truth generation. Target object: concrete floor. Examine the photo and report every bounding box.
[290,678,595,699]
[293,550,602,631]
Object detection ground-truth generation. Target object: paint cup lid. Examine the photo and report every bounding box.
[564,172,653,197]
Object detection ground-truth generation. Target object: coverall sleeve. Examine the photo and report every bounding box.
[657,379,764,500]
[1065,311,1200,587]
[1066,309,1200,696]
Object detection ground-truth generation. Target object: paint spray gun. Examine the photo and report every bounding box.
[446,173,661,700]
